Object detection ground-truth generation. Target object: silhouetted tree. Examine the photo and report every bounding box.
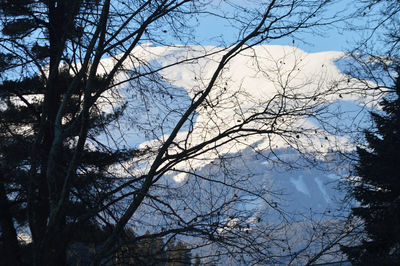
[0,69,138,265]
[342,72,400,264]
[166,240,191,266]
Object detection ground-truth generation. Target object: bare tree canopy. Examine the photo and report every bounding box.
[0,0,360,265]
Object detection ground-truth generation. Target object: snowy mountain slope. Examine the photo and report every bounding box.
[97,44,369,216]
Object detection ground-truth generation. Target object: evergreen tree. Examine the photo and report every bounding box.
[112,231,192,266]
[0,2,135,264]
[132,231,166,266]
[342,72,400,264]
[166,240,192,266]
[0,69,136,265]
[193,254,201,266]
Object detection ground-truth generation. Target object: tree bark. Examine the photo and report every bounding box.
[0,180,21,266]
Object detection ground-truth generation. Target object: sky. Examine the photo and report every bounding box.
[187,0,363,53]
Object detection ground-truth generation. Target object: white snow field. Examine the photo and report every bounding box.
[97,44,371,212]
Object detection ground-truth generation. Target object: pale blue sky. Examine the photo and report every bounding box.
[188,0,362,53]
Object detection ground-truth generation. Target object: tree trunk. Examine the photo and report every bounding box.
[0,180,21,266]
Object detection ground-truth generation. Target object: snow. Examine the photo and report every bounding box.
[290,175,311,197]
[314,177,331,203]
[90,43,376,215]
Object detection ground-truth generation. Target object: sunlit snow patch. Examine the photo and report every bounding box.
[289,175,311,197]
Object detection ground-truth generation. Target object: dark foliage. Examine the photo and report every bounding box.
[0,69,136,265]
[67,229,193,266]
[342,73,400,265]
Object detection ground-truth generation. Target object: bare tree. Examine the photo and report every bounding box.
[0,0,351,265]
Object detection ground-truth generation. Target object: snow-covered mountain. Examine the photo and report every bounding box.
[99,44,370,217]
